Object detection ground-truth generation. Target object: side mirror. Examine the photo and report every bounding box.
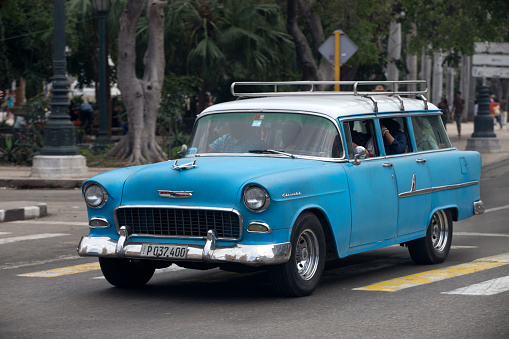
[353,146,367,165]
[178,144,188,157]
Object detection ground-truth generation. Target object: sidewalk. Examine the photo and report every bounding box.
[1,121,509,221]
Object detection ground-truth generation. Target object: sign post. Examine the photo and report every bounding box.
[335,31,341,91]
[319,29,358,91]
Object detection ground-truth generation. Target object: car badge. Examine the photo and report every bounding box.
[158,190,193,198]
[172,159,197,171]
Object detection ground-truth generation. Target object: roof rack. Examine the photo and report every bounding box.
[230,80,428,113]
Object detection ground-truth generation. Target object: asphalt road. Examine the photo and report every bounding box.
[0,167,508,338]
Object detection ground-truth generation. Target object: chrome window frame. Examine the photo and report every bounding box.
[187,109,347,162]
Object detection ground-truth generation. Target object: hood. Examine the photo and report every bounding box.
[120,156,320,208]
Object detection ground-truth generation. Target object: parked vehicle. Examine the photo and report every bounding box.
[78,81,484,296]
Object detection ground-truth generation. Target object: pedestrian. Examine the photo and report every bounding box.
[451,91,465,139]
[79,102,94,133]
[501,99,507,128]
[2,89,16,122]
[491,98,503,129]
[437,95,450,129]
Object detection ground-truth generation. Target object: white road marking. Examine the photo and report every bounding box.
[0,255,81,270]
[450,246,478,249]
[354,253,509,292]
[485,204,509,214]
[0,233,69,245]
[7,220,88,226]
[442,276,509,295]
[0,232,12,236]
[455,232,509,237]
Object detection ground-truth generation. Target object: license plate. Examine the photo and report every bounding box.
[140,244,188,259]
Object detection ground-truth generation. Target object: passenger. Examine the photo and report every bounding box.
[380,118,407,155]
[413,117,439,151]
[351,125,375,157]
[208,120,265,153]
[281,121,302,149]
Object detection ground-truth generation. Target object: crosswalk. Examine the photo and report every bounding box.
[1,230,508,296]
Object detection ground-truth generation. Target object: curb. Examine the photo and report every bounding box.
[0,179,85,189]
[0,202,48,222]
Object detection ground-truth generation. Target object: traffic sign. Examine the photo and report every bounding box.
[472,54,509,67]
[319,30,358,66]
[472,66,509,79]
[474,42,509,54]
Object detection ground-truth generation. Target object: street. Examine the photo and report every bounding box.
[0,166,508,338]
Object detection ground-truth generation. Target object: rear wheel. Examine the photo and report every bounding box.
[99,258,155,288]
[269,212,326,297]
[407,209,452,265]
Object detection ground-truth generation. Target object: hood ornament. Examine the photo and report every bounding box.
[172,159,197,171]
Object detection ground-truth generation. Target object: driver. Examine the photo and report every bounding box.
[208,121,265,153]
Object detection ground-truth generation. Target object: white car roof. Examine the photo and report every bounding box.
[201,95,439,120]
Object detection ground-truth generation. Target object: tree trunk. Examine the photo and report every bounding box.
[286,0,320,81]
[432,53,443,105]
[387,21,401,84]
[108,0,167,165]
[406,24,418,91]
[460,54,471,122]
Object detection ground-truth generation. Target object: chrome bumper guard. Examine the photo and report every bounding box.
[77,227,291,266]
[473,200,485,215]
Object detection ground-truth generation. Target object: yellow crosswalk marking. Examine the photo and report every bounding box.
[354,253,509,292]
[18,263,100,278]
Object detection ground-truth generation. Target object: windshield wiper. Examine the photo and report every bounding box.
[248,149,296,158]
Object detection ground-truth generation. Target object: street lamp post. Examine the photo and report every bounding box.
[92,0,112,151]
[466,84,501,152]
[40,0,80,156]
[31,0,87,178]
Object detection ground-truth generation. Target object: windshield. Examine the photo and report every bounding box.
[187,112,342,158]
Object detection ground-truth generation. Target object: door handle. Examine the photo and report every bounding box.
[383,163,393,168]
[416,159,427,164]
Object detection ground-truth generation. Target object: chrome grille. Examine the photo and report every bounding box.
[115,207,241,239]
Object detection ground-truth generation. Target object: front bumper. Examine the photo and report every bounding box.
[78,227,291,266]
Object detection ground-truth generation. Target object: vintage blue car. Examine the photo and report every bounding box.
[78,81,484,296]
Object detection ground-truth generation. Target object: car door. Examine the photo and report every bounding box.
[342,120,398,248]
[390,153,432,236]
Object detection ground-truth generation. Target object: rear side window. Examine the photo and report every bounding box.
[411,115,452,151]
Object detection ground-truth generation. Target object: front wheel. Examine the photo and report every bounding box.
[269,212,326,297]
[407,209,453,265]
[99,257,155,288]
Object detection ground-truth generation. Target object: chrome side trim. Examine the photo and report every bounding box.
[398,180,479,198]
[77,235,292,266]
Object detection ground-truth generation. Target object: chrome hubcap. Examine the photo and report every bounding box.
[295,229,319,280]
[430,210,448,252]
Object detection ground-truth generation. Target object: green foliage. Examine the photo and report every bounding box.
[79,144,126,167]
[401,0,509,60]
[23,93,50,126]
[0,0,54,96]
[0,135,40,165]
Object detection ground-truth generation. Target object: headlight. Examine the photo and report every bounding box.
[244,185,270,212]
[84,184,108,208]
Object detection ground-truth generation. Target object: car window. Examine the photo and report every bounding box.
[411,115,452,151]
[343,119,379,158]
[189,112,342,158]
[379,117,411,155]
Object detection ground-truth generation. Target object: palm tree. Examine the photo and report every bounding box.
[166,0,295,111]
